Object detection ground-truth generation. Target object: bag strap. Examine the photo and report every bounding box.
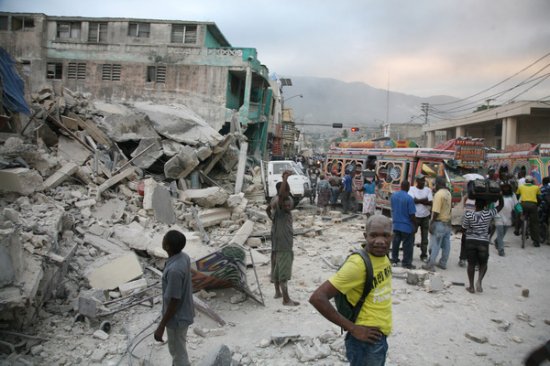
[349,249,374,324]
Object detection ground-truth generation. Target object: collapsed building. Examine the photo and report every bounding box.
[0,12,302,361]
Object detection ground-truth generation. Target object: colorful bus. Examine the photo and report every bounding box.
[324,138,486,215]
[486,143,550,184]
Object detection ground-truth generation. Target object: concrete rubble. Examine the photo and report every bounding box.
[0,87,328,364]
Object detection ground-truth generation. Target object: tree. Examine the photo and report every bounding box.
[341,129,348,139]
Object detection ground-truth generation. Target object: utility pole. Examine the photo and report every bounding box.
[421,103,429,124]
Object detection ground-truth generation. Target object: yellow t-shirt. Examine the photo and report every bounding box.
[516,184,541,203]
[329,253,392,335]
[432,188,452,223]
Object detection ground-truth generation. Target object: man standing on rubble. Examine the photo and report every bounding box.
[154,230,195,366]
[266,170,300,306]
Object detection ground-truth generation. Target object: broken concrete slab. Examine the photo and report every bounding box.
[91,198,127,223]
[43,162,79,190]
[152,185,176,225]
[96,168,135,196]
[219,144,240,173]
[83,233,125,255]
[180,187,229,208]
[93,102,160,142]
[86,252,143,290]
[112,222,151,251]
[198,344,232,366]
[0,168,44,195]
[142,178,157,211]
[196,145,212,161]
[229,220,255,246]
[234,141,248,194]
[161,139,186,157]
[57,136,91,165]
[118,278,148,296]
[132,101,223,146]
[164,146,199,179]
[130,138,163,169]
[196,208,232,228]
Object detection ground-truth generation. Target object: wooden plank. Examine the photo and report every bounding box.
[66,112,112,148]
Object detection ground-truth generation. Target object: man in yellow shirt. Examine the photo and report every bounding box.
[309,215,392,366]
[422,176,452,271]
[517,175,542,246]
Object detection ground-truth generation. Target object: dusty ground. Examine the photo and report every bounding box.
[9,205,550,366]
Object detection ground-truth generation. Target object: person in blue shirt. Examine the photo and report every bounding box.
[360,172,378,219]
[341,170,356,214]
[390,180,417,269]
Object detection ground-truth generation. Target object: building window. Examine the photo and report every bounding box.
[0,16,8,31]
[46,63,63,79]
[57,22,81,39]
[12,16,34,31]
[128,22,150,38]
[146,65,166,83]
[68,62,86,80]
[88,22,108,43]
[171,24,197,44]
[101,64,121,81]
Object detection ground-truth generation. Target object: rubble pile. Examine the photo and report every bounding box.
[0,88,287,364]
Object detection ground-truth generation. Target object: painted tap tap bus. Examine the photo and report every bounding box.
[324,137,486,216]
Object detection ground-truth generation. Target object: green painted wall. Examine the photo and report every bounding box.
[205,29,223,48]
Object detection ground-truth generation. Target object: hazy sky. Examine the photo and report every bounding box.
[3,0,550,100]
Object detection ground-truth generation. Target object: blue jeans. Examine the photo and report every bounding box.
[345,333,388,366]
[427,221,451,267]
[495,225,508,253]
[391,230,414,267]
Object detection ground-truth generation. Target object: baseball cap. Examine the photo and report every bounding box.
[415,174,426,180]
[525,175,534,182]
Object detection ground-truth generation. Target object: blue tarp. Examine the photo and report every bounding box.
[0,47,30,115]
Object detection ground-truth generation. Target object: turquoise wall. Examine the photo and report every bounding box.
[205,29,223,48]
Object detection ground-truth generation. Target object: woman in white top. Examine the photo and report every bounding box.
[494,182,517,256]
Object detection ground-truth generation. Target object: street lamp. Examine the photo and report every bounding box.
[282,94,303,110]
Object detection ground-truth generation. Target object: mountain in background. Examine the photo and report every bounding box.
[282,76,460,131]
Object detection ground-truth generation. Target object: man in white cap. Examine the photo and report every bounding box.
[408,174,432,262]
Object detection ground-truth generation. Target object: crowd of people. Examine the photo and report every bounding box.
[153,165,550,366]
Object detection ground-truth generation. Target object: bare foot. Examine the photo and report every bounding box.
[274,293,282,299]
[466,287,475,294]
[476,282,483,293]
[283,300,300,306]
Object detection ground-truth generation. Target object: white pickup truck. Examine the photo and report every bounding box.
[260,160,312,206]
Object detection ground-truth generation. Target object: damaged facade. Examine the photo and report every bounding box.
[0,11,285,159]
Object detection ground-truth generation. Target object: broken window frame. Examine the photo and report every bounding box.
[128,22,150,38]
[68,62,87,80]
[11,16,35,31]
[56,21,82,40]
[146,65,166,83]
[88,22,108,43]
[101,64,121,81]
[170,24,197,44]
[46,62,63,79]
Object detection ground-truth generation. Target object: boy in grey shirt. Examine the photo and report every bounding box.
[154,230,195,366]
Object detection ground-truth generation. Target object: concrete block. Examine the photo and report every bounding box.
[152,186,176,224]
[57,135,91,165]
[75,199,96,208]
[196,146,212,161]
[164,146,199,179]
[180,187,229,208]
[43,162,79,190]
[131,138,163,169]
[198,344,232,366]
[142,178,157,211]
[246,238,262,248]
[118,278,147,296]
[197,208,231,228]
[83,233,125,255]
[229,220,255,246]
[0,168,44,195]
[226,192,245,208]
[86,253,143,290]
